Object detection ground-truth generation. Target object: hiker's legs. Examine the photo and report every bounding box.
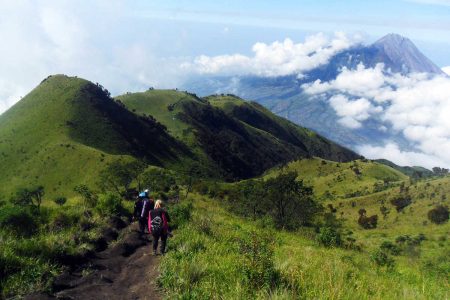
[160,233,168,254]
[139,217,147,234]
[152,232,160,253]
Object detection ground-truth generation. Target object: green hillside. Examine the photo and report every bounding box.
[375,159,434,178]
[0,75,189,199]
[118,91,360,180]
[263,158,408,199]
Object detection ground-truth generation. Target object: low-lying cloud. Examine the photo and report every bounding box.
[182,32,360,77]
[303,63,450,168]
[443,66,450,75]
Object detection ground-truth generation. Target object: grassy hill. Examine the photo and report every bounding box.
[375,159,434,178]
[0,75,189,199]
[118,91,360,180]
[160,192,449,299]
[263,158,408,200]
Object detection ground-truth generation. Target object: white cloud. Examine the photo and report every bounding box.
[442,66,450,75]
[0,1,189,115]
[182,32,360,77]
[304,63,450,168]
[358,142,448,169]
[329,95,381,128]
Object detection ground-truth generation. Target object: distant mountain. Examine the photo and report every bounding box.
[182,33,445,162]
[372,33,444,74]
[0,75,361,198]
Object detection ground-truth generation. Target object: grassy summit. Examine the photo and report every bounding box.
[0,75,188,199]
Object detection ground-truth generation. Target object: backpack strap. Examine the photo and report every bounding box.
[141,200,147,218]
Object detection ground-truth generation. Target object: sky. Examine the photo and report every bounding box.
[1,0,450,167]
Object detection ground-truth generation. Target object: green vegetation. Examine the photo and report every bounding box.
[0,75,189,200]
[0,75,448,298]
[119,90,360,180]
[263,158,407,199]
[0,198,128,297]
[160,192,448,299]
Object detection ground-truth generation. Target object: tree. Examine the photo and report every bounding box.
[11,188,33,206]
[432,167,449,177]
[98,159,146,196]
[358,209,378,229]
[390,195,412,212]
[31,186,44,210]
[266,171,321,230]
[11,186,44,210]
[142,168,176,194]
[239,179,267,220]
[427,205,449,224]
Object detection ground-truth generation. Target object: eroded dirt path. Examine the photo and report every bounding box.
[27,224,162,300]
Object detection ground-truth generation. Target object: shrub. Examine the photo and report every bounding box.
[53,197,67,206]
[427,205,449,224]
[380,241,401,256]
[0,206,38,236]
[74,185,97,209]
[390,195,412,212]
[358,210,378,229]
[168,202,193,229]
[317,226,341,247]
[370,249,395,270]
[238,230,278,289]
[96,193,123,216]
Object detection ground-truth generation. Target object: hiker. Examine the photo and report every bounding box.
[148,199,170,255]
[135,191,154,235]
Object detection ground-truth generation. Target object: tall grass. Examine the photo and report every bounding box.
[159,195,449,299]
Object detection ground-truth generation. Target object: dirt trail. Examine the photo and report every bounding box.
[27,224,162,300]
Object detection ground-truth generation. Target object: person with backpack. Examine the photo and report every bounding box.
[135,191,154,235]
[148,199,170,255]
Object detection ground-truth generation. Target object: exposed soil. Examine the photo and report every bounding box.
[25,223,162,300]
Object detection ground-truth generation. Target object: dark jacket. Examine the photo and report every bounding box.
[148,208,170,234]
[133,198,144,218]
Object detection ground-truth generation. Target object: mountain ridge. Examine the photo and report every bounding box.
[0,75,361,198]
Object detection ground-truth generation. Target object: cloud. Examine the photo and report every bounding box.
[182,32,360,77]
[443,66,450,75]
[358,142,448,169]
[329,95,381,128]
[304,63,450,168]
[0,1,189,115]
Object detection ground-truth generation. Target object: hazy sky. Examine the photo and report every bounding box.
[1,0,450,168]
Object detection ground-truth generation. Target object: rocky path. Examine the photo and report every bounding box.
[27,224,162,300]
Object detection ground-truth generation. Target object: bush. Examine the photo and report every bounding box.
[96,193,123,216]
[238,230,278,289]
[370,249,395,270]
[168,202,193,229]
[390,195,412,212]
[427,205,449,224]
[358,211,378,229]
[53,197,67,206]
[317,226,341,247]
[0,206,38,236]
[380,241,401,256]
